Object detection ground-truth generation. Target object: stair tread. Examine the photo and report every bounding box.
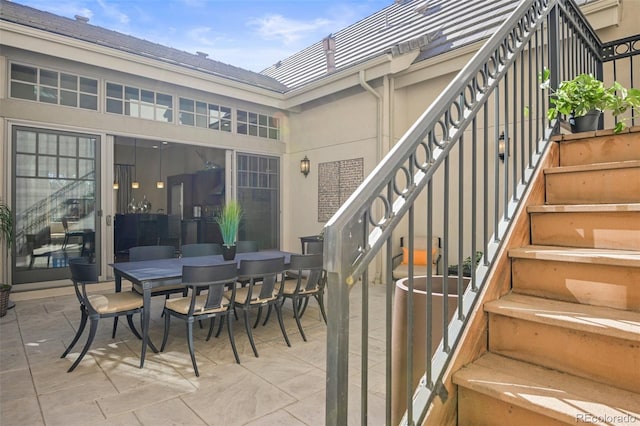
[528,203,640,213]
[544,159,640,175]
[509,245,640,267]
[453,353,640,423]
[484,293,640,341]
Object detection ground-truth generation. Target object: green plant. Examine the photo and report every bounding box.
[539,68,640,133]
[0,200,13,290]
[216,200,242,247]
[447,251,483,277]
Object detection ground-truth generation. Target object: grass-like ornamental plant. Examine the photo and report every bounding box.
[216,200,242,247]
[540,68,640,133]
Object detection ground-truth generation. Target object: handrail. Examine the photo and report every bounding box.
[322,0,634,424]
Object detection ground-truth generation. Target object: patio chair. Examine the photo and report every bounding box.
[61,258,143,372]
[235,240,259,253]
[160,263,239,376]
[181,243,222,257]
[228,257,290,357]
[280,253,326,341]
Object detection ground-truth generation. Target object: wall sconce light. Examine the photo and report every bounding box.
[113,181,119,190]
[498,131,508,162]
[300,155,310,177]
[156,144,164,189]
[131,139,140,189]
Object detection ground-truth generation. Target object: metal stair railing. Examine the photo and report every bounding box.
[322,0,638,424]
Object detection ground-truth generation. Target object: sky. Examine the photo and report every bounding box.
[13,0,392,72]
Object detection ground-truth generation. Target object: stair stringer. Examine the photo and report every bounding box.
[421,141,559,425]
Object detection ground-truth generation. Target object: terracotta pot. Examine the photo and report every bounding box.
[391,275,469,425]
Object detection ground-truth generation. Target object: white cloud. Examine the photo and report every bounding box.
[248,14,333,45]
[96,0,129,25]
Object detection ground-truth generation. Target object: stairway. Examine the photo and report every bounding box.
[453,130,640,425]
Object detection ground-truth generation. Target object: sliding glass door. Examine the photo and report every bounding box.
[12,126,99,284]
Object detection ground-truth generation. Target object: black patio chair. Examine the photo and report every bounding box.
[160,262,239,376]
[227,257,289,357]
[61,258,143,372]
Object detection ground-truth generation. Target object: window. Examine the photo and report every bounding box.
[179,97,232,132]
[10,63,98,110]
[106,82,173,122]
[237,109,280,140]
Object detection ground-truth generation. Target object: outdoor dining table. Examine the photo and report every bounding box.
[110,250,293,368]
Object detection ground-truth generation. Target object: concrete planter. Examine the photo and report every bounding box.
[391,275,470,424]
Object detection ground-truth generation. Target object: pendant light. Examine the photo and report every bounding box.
[156,143,164,189]
[131,139,140,189]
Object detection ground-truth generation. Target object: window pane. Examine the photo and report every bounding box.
[60,90,77,107]
[195,115,207,128]
[237,110,247,122]
[249,125,258,136]
[157,106,172,122]
[269,116,279,127]
[40,69,58,87]
[269,128,279,140]
[221,120,231,132]
[78,137,95,158]
[258,114,268,126]
[157,93,172,108]
[16,154,36,176]
[106,98,123,114]
[60,73,77,90]
[59,157,76,178]
[79,94,98,110]
[59,136,77,156]
[196,101,207,115]
[248,112,258,124]
[39,134,57,154]
[221,106,231,117]
[39,86,58,104]
[237,123,247,134]
[38,156,57,177]
[180,98,194,112]
[125,86,139,101]
[259,127,267,138]
[11,81,37,100]
[16,130,37,153]
[80,77,97,94]
[79,159,94,177]
[107,82,122,98]
[141,90,154,104]
[140,104,154,120]
[11,63,37,83]
[180,112,194,126]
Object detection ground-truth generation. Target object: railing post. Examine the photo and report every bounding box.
[325,269,350,425]
[548,5,560,90]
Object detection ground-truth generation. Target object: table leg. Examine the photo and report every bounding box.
[139,284,158,369]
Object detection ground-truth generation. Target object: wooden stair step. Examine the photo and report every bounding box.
[528,203,640,250]
[544,160,640,204]
[509,246,640,311]
[453,353,640,425]
[485,294,640,393]
[509,245,640,267]
[485,293,640,341]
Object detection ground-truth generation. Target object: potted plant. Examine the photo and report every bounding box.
[0,200,13,317]
[215,200,242,260]
[540,68,640,133]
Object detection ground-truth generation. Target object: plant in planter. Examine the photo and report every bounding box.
[447,251,483,278]
[539,68,640,133]
[0,200,14,317]
[215,200,242,260]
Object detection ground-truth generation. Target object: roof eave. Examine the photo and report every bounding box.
[282,49,420,109]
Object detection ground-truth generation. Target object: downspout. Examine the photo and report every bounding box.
[359,70,384,283]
